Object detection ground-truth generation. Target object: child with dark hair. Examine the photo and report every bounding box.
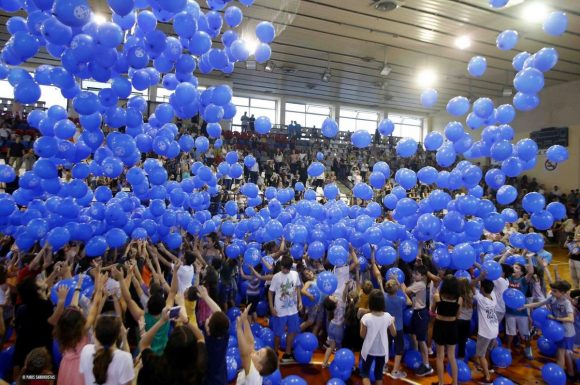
[524,280,575,378]
[18,347,54,385]
[79,315,134,385]
[431,276,462,385]
[236,305,279,385]
[499,251,534,359]
[360,289,396,385]
[472,279,499,384]
[268,255,302,362]
[404,266,433,376]
[321,290,346,368]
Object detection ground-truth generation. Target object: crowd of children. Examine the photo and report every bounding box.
[0,226,578,385]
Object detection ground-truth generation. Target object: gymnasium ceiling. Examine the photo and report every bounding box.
[1,0,580,116]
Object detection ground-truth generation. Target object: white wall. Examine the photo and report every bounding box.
[427,79,580,192]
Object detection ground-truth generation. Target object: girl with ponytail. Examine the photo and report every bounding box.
[79,315,134,385]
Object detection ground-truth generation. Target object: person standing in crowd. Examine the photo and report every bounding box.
[249,115,255,132]
[7,136,25,174]
[268,255,302,362]
[431,276,461,385]
[241,112,249,132]
[360,289,396,385]
[473,280,499,384]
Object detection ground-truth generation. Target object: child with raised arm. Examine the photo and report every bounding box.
[236,305,279,385]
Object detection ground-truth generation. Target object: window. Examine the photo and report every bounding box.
[339,108,379,133]
[232,96,277,130]
[0,79,67,109]
[82,80,149,99]
[155,86,205,103]
[389,114,424,142]
[284,103,331,129]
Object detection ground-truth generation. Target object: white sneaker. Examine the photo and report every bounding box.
[388,371,407,379]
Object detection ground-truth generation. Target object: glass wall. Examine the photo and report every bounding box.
[284,103,331,129]
[389,114,424,142]
[232,96,277,127]
[339,108,380,133]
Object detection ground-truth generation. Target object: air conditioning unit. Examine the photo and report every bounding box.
[372,0,404,12]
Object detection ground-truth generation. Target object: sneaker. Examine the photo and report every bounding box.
[428,348,435,356]
[416,364,434,377]
[281,354,295,363]
[524,347,533,360]
[388,371,407,379]
[383,366,389,375]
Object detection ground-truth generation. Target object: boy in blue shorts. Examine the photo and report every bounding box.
[268,255,302,362]
[524,280,575,379]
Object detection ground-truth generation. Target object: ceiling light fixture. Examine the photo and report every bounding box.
[522,2,549,23]
[380,46,392,76]
[93,14,106,24]
[244,39,259,55]
[417,68,437,88]
[264,61,275,72]
[321,52,332,82]
[454,35,472,50]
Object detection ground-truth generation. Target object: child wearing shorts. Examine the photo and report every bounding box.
[473,280,499,384]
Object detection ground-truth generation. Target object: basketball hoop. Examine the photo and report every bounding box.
[545,160,557,171]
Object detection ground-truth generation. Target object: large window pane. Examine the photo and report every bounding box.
[285,103,305,112]
[156,87,172,103]
[232,96,249,107]
[306,114,327,128]
[307,105,330,115]
[251,98,275,109]
[285,111,305,126]
[389,113,423,141]
[339,107,379,133]
[39,85,67,109]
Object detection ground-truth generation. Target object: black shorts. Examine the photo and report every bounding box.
[389,330,404,356]
[433,319,458,346]
[411,308,429,342]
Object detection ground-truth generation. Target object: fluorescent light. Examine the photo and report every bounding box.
[417,69,437,88]
[455,35,472,50]
[93,14,106,25]
[522,3,549,23]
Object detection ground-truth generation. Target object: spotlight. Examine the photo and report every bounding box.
[244,39,258,55]
[321,71,332,82]
[417,69,437,88]
[454,35,471,50]
[264,61,274,72]
[522,2,549,23]
[93,14,106,24]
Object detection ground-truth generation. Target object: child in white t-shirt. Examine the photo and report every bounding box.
[473,280,499,384]
[360,289,396,385]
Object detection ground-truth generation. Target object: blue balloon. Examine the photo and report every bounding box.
[496,29,518,51]
[543,11,568,37]
[468,56,487,77]
[514,67,544,94]
[396,138,418,158]
[424,131,443,151]
[256,21,275,43]
[351,130,371,148]
[503,288,525,310]
[496,185,517,205]
[513,92,540,112]
[546,145,568,163]
[446,96,470,116]
[420,88,438,108]
[316,271,337,295]
[542,363,566,385]
[321,118,339,138]
[377,118,394,135]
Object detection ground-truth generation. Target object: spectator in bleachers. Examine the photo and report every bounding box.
[22,149,36,172]
[0,126,10,147]
[7,136,25,173]
[249,115,255,132]
[241,112,249,132]
[551,185,563,199]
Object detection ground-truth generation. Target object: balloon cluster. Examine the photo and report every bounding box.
[0,0,279,255]
[292,332,318,364]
